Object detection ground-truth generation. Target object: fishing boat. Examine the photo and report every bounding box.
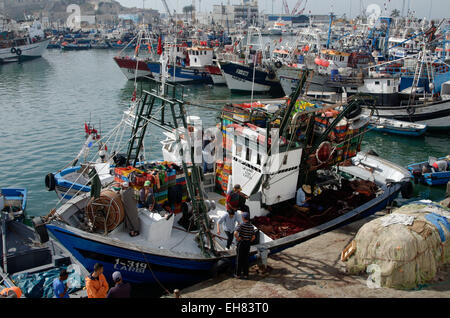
[364,115,427,137]
[407,156,450,186]
[0,188,27,220]
[0,217,88,298]
[36,72,413,290]
[219,27,282,94]
[0,20,50,64]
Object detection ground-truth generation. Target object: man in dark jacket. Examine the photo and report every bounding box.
[107,271,131,298]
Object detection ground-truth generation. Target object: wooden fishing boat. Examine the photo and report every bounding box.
[0,188,27,219]
[364,115,427,137]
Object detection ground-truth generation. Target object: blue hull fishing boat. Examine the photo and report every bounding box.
[0,188,27,219]
[37,73,413,290]
[407,156,450,186]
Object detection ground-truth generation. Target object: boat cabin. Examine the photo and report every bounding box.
[187,46,214,67]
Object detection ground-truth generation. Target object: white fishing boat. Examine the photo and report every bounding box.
[0,20,49,63]
[36,74,413,289]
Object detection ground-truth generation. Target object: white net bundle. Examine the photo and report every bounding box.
[343,201,450,289]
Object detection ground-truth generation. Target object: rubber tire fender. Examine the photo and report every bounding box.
[194,69,199,75]
[32,216,49,243]
[344,105,362,119]
[275,61,282,68]
[406,106,415,115]
[45,173,56,191]
[400,181,414,199]
[10,47,16,54]
[267,70,276,80]
[209,258,232,277]
[16,48,22,56]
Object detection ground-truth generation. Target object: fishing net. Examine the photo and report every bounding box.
[343,201,450,289]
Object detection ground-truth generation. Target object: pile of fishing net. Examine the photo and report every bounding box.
[343,200,450,289]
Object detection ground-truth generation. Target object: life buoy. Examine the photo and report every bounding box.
[16,48,22,56]
[267,70,276,80]
[45,173,56,191]
[194,69,199,75]
[10,47,16,54]
[275,61,282,68]
[406,106,415,115]
[32,216,49,243]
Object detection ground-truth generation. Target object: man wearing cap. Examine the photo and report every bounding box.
[107,271,131,298]
[120,182,140,237]
[226,184,250,213]
[296,185,312,207]
[217,209,242,249]
[53,269,70,298]
[234,212,256,279]
[140,180,155,211]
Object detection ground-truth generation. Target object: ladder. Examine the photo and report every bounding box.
[126,80,217,257]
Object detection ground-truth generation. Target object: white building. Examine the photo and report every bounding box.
[211,1,259,28]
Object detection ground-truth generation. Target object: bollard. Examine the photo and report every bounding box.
[174,289,180,298]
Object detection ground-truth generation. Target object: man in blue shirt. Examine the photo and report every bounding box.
[53,269,69,298]
[296,185,311,207]
[217,210,242,249]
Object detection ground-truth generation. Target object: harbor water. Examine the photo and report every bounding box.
[0,49,449,221]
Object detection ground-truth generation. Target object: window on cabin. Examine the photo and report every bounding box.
[236,144,242,157]
[257,153,261,165]
[375,81,380,85]
[387,80,391,86]
[246,148,250,161]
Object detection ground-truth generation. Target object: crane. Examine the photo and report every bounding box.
[282,0,290,15]
[292,0,308,15]
[161,0,172,18]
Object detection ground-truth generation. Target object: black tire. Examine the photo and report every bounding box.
[32,216,49,243]
[406,106,415,115]
[45,173,56,191]
[16,48,22,56]
[345,105,362,119]
[201,72,207,78]
[10,47,16,54]
[275,61,282,68]
[194,69,199,75]
[401,181,414,199]
[267,70,276,80]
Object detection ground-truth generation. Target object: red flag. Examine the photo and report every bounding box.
[131,89,136,101]
[157,36,162,55]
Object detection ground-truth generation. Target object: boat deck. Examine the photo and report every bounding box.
[107,191,234,256]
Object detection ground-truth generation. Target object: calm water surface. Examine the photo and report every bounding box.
[0,49,448,218]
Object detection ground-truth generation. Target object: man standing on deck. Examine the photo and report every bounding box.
[234,212,256,279]
[121,182,140,237]
[227,184,250,213]
[85,263,109,298]
[217,209,242,249]
[53,269,69,298]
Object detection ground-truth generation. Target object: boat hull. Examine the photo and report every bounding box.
[147,62,212,84]
[45,182,402,287]
[113,56,152,80]
[407,157,450,186]
[362,99,450,131]
[220,61,280,93]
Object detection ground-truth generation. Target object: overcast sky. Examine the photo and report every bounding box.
[117,0,450,19]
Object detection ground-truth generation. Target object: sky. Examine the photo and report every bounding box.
[117,0,450,19]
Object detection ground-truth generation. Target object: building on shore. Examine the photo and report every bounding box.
[211,1,259,28]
